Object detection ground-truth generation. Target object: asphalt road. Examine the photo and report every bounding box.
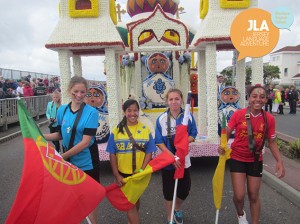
[273,108,300,138]
[0,126,300,223]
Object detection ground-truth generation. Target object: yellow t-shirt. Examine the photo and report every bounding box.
[106,122,156,174]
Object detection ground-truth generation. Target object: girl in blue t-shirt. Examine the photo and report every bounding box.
[44,76,99,224]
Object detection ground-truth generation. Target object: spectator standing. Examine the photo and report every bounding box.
[288,85,299,114]
[271,86,281,115]
[24,75,31,83]
[23,82,34,97]
[15,81,24,97]
[3,79,13,92]
[278,86,285,115]
[44,78,49,87]
[265,84,274,113]
[47,82,56,94]
[46,91,62,152]
[0,88,5,99]
[284,88,289,105]
[35,79,47,96]
[217,74,225,100]
[31,78,37,90]
[4,88,16,98]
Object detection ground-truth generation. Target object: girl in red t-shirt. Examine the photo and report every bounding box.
[218,85,285,224]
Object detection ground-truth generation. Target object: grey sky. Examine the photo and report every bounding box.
[0,0,299,81]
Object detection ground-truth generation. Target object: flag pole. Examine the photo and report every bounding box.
[170,91,192,224]
[86,216,92,224]
[215,209,219,224]
[170,178,178,224]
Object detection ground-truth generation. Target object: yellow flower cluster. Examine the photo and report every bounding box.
[220,0,250,9]
[68,0,99,18]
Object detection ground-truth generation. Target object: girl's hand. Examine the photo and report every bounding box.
[218,145,225,155]
[275,161,285,179]
[173,157,182,169]
[115,174,125,187]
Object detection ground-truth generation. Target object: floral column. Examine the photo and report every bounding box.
[72,55,82,76]
[173,51,180,88]
[135,53,142,98]
[236,57,246,108]
[205,44,218,143]
[58,50,71,104]
[251,57,263,85]
[105,48,122,130]
[180,62,189,102]
[198,50,207,135]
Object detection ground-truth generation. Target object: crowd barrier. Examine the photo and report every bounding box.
[0,95,51,131]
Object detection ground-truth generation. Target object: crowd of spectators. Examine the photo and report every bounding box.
[264,84,300,115]
[0,75,60,99]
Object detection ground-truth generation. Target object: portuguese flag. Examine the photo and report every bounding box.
[106,150,175,211]
[6,100,106,224]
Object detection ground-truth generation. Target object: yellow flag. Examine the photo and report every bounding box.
[212,113,231,209]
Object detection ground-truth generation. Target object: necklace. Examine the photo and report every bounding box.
[250,112,262,133]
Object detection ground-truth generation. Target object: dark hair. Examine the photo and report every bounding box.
[117,99,140,134]
[248,84,267,96]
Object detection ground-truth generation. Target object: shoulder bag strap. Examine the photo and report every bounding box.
[167,111,176,153]
[124,125,145,173]
[245,107,256,153]
[68,103,85,150]
[245,107,268,169]
[258,111,268,152]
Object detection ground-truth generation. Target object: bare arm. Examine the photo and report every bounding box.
[141,153,152,170]
[226,127,233,141]
[60,135,92,160]
[218,127,233,155]
[157,143,180,169]
[109,153,124,187]
[188,136,195,143]
[268,138,285,178]
[157,143,174,156]
[44,132,62,141]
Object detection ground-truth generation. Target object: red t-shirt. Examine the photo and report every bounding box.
[228,108,276,162]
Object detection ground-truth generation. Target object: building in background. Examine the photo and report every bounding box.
[269,45,300,88]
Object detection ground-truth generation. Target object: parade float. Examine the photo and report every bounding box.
[45,0,264,160]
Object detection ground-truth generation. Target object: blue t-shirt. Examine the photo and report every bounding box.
[155,109,198,170]
[57,104,99,170]
[46,101,59,127]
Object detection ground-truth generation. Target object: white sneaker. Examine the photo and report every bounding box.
[237,210,248,224]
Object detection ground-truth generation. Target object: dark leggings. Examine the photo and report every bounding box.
[162,168,191,201]
[49,126,60,152]
[85,167,100,183]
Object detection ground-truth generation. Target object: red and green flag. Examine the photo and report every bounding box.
[6,100,106,224]
[106,150,175,211]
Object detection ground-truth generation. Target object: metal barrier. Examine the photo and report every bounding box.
[0,95,51,131]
